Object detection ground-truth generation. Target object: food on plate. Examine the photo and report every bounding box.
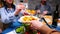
[26,10,36,15]
[23,16,38,22]
[43,16,52,25]
[19,16,39,23]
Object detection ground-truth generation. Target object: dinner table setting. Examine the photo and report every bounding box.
[2,9,60,34]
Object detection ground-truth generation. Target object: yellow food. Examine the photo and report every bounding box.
[22,16,38,22]
[26,10,36,15]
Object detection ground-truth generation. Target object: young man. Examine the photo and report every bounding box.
[35,0,51,15]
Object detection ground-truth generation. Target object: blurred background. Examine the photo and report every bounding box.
[0,0,60,16]
[14,0,60,17]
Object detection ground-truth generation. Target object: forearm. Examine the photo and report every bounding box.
[39,25,60,34]
[14,9,21,15]
[38,25,52,34]
[31,20,60,34]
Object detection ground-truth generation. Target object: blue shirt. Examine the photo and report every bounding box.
[0,7,17,24]
[35,4,51,14]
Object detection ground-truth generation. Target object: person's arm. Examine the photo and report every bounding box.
[7,4,25,22]
[39,25,60,34]
[35,5,38,10]
[35,5,41,15]
[14,4,25,16]
[8,4,25,18]
[30,20,60,34]
[47,5,52,15]
[14,9,21,16]
[0,7,21,23]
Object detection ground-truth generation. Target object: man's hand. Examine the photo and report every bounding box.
[43,10,48,15]
[36,10,41,14]
[30,20,43,30]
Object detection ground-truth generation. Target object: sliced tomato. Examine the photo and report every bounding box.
[25,32,29,34]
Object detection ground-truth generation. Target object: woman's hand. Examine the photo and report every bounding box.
[16,3,25,10]
[15,4,25,15]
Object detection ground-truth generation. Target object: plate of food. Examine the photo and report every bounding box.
[26,10,36,15]
[18,16,39,23]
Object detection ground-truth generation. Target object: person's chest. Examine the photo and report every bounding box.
[0,8,15,17]
[6,8,14,13]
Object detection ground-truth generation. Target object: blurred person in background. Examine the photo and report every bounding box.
[30,20,60,34]
[35,0,51,15]
[0,0,4,33]
[0,0,25,33]
[0,0,3,8]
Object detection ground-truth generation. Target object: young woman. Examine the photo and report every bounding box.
[0,0,25,33]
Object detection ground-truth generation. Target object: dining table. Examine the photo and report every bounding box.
[2,15,60,34]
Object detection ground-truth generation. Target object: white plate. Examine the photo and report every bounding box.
[18,16,39,23]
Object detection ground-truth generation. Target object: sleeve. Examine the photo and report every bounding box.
[35,5,40,10]
[47,5,52,14]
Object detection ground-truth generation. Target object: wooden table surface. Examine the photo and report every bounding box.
[42,15,60,25]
